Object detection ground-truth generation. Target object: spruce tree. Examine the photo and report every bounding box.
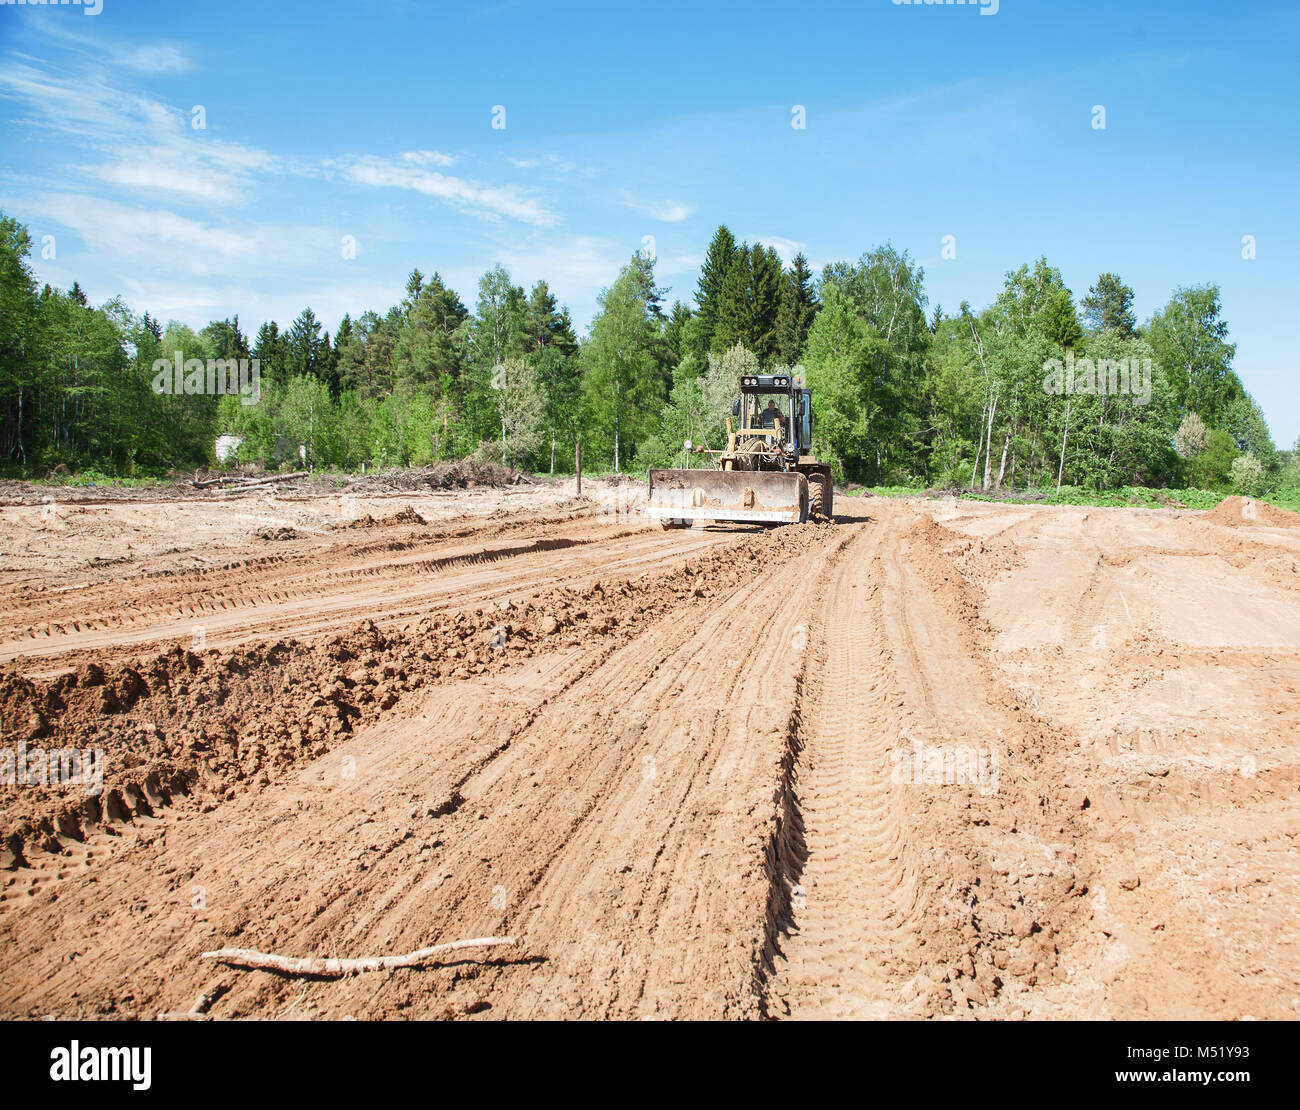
[775,252,819,364]
[286,308,325,378]
[525,280,578,357]
[749,244,783,363]
[252,320,286,373]
[1081,273,1137,338]
[694,225,738,356]
[664,301,694,365]
[713,245,752,353]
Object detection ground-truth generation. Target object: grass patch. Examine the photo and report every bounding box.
[860,485,928,499]
[1262,487,1300,513]
[26,469,170,489]
[847,483,1300,514]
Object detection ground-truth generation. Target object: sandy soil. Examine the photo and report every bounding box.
[1,484,1297,1020]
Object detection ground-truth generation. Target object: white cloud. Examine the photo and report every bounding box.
[508,153,584,175]
[0,59,278,207]
[621,194,697,223]
[93,158,246,206]
[42,194,260,258]
[545,153,579,173]
[398,150,459,168]
[656,253,704,276]
[498,235,625,289]
[755,236,807,264]
[337,154,560,228]
[9,21,195,75]
[110,41,195,74]
[117,281,223,324]
[20,193,336,278]
[465,235,630,330]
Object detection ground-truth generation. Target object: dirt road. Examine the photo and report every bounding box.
[2,486,1297,1019]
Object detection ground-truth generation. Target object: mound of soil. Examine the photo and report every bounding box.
[347,460,524,494]
[346,506,427,529]
[1205,495,1300,528]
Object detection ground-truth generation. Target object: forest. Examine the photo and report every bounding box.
[0,211,1292,496]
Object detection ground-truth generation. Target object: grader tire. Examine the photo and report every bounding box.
[808,474,833,521]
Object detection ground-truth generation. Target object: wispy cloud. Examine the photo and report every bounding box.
[1,20,651,332]
[755,236,806,264]
[622,194,697,223]
[0,57,278,207]
[496,234,627,289]
[26,193,262,262]
[337,154,560,227]
[18,192,336,277]
[9,20,196,75]
[397,150,459,168]
[109,40,195,74]
[508,152,584,175]
[655,253,704,277]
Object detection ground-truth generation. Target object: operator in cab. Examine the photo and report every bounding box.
[759,398,786,436]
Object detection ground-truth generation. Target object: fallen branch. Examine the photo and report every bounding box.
[212,480,297,494]
[193,471,309,489]
[156,978,231,1019]
[201,936,517,977]
[190,981,230,1015]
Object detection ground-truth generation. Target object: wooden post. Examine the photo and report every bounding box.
[575,440,582,496]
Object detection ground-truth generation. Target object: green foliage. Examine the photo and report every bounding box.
[860,485,1229,511]
[525,280,581,471]
[1222,393,1278,473]
[580,254,670,471]
[692,227,788,363]
[802,284,881,483]
[775,252,819,365]
[1081,273,1137,338]
[817,245,930,482]
[1229,452,1266,497]
[486,356,545,467]
[636,356,708,470]
[1265,486,1300,513]
[0,209,1276,498]
[1174,411,1208,459]
[1189,427,1239,489]
[1146,285,1240,425]
[1042,289,1083,349]
[286,308,329,384]
[391,272,469,400]
[694,225,737,357]
[1283,436,1300,491]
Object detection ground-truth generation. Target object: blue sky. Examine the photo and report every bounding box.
[1,0,1296,445]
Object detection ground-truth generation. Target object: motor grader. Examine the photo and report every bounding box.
[645,372,833,528]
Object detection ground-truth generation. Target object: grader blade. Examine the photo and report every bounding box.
[645,468,808,526]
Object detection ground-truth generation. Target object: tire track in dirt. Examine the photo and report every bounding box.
[0,522,851,1020]
[6,494,1297,1020]
[0,524,735,675]
[466,524,854,1019]
[0,503,609,639]
[768,510,1094,1019]
[6,530,634,642]
[764,518,923,1018]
